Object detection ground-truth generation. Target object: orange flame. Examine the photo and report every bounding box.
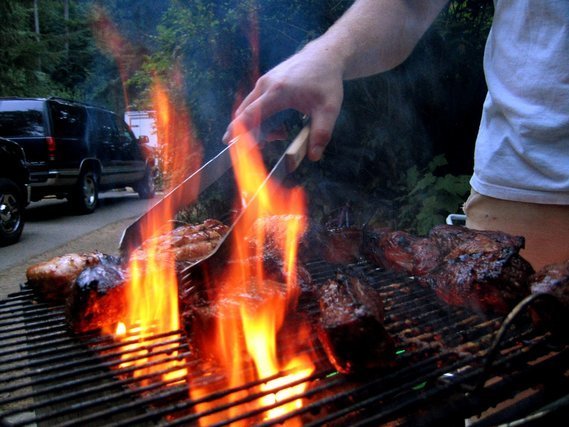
[190,120,314,425]
[112,73,203,386]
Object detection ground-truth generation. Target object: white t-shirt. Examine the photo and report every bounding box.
[470,0,569,204]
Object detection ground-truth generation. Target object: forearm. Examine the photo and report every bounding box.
[306,0,449,80]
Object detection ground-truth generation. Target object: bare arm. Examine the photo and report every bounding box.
[225,0,449,160]
[317,0,448,79]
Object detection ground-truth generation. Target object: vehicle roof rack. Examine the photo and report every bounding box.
[47,96,106,109]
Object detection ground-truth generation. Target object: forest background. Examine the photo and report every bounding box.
[0,0,494,234]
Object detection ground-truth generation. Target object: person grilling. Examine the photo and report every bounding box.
[224,0,569,271]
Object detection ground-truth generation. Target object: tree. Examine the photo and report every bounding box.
[0,1,55,96]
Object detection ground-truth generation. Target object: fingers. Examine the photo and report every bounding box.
[223,87,294,144]
[307,105,341,161]
[224,99,340,162]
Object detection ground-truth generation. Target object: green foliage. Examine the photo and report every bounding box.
[0,0,493,230]
[396,155,470,235]
[0,0,96,99]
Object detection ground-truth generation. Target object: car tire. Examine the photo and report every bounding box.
[134,165,156,199]
[70,169,99,214]
[0,178,25,246]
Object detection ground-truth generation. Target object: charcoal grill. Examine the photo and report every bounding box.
[1,259,567,426]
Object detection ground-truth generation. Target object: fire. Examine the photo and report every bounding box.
[190,120,315,425]
[111,74,203,386]
[95,6,313,418]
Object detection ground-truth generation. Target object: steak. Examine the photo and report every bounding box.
[363,229,442,276]
[322,227,364,264]
[316,271,394,374]
[179,250,313,347]
[65,259,127,334]
[530,260,569,308]
[428,224,527,256]
[26,252,117,303]
[421,230,533,314]
[528,260,569,337]
[364,225,533,314]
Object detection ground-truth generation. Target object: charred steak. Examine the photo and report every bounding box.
[363,229,442,276]
[65,259,127,334]
[428,224,526,254]
[364,225,534,314]
[322,227,364,264]
[316,271,394,374]
[421,228,533,314]
[26,252,116,303]
[179,250,313,347]
[528,260,569,335]
[530,260,569,308]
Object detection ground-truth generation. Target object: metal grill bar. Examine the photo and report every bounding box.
[1,260,566,426]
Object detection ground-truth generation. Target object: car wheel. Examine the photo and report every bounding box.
[135,166,156,199]
[0,178,25,246]
[70,169,98,214]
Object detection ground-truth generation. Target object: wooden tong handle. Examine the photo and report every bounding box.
[285,124,310,173]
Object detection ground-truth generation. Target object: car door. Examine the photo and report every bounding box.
[48,101,87,181]
[112,115,146,184]
[89,109,123,186]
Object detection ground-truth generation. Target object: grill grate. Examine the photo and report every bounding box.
[1,259,567,426]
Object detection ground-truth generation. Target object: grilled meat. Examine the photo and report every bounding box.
[245,214,329,264]
[183,277,290,349]
[131,219,229,265]
[364,225,533,314]
[422,234,533,314]
[528,260,569,336]
[316,271,394,374]
[65,259,127,334]
[180,250,313,346]
[363,229,442,276]
[322,227,363,264]
[428,224,527,256]
[246,215,365,264]
[530,260,569,307]
[26,252,116,303]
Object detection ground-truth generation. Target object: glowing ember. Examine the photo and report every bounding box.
[261,357,314,421]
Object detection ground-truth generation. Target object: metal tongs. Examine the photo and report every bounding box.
[119,124,310,261]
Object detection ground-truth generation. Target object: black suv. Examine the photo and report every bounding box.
[0,97,155,214]
[0,136,30,246]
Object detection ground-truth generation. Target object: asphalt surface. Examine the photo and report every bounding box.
[0,189,160,298]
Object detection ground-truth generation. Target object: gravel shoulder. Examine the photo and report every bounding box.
[0,217,131,299]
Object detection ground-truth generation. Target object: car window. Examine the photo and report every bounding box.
[115,116,136,143]
[49,102,86,139]
[114,116,141,160]
[0,101,45,137]
[88,109,117,143]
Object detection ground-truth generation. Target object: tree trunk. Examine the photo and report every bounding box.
[64,0,69,56]
[34,0,41,70]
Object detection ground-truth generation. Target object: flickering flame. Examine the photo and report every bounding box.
[190,120,314,425]
[261,357,315,420]
[112,75,203,386]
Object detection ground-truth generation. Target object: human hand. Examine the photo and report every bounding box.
[223,44,344,161]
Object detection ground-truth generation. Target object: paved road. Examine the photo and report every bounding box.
[0,189,159,271]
